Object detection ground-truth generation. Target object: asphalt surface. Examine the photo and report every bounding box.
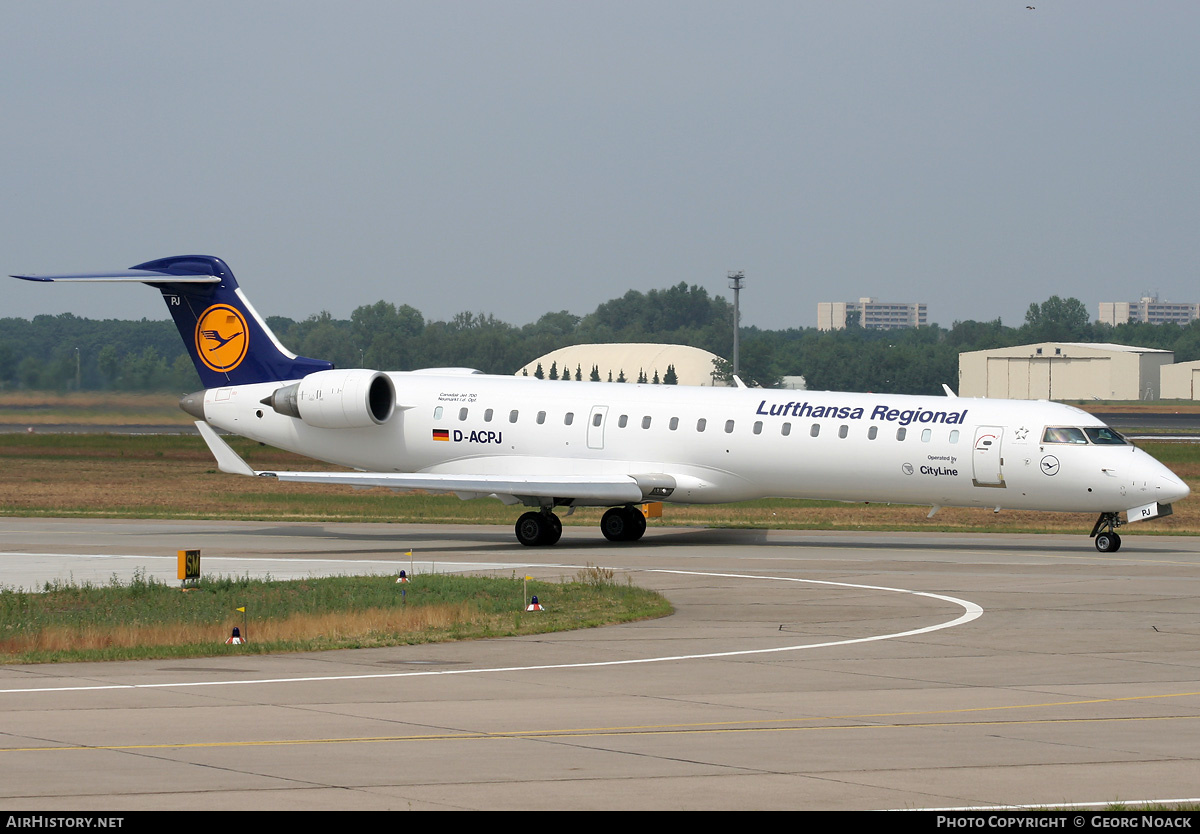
[2,519,1199,810]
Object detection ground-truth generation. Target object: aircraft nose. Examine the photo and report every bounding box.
[1157,470,1190,505]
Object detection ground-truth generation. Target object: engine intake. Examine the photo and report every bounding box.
[263,369,395,429]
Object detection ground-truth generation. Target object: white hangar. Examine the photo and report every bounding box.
[958,342,1174,401]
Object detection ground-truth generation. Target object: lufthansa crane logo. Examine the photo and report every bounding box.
[195,304,248,372]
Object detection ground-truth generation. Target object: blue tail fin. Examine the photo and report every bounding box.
[14,255,333,388]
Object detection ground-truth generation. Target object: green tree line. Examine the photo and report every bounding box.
[4,291,1200,396]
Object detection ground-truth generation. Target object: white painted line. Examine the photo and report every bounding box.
[0,552,519,570]
[0,569,981,695]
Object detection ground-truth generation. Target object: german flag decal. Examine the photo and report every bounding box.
[432,429,450,441]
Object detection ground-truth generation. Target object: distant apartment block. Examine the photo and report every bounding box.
[817,298,927,331]
[1098,297,1200,326]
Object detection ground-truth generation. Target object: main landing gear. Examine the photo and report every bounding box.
[514,505,648,546]
[1090,512,1123,553]
[600,506,647,543]
[515,510,562,547]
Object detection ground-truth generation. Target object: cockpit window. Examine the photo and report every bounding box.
[1042,426,1089,445]
[1084,427,1129,445]
[1043,426,1127,445]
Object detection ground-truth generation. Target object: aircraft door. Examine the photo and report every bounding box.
[587,405,608,450]
[972,426,1005,487]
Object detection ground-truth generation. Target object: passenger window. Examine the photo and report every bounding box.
[459,407,468,421]
[949,430,959,443]
[484,408,493,422]
[868,426,878,440]
[434,406,443,420]
[753,421,763,435]
[509,410,519,423]
[593,413,603,427]
[896,428,906,441]
[642,416,652,429]
[536,411,545,425]
[669,417,679,431]
[921,428,931,442]
[724,420,735,433]
[696,418,707,432]
[838,425,848,439]
[564,412,574,426]
[810,424,820,437]
[781,422,791,437]
[618,414,628,428]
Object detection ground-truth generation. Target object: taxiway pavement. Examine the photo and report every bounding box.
[2,518,1199,810]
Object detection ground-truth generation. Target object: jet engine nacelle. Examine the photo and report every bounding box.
[263,369,395,429]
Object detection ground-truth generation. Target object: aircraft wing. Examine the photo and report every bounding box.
[194,421,645,504]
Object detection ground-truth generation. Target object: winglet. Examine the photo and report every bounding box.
[194,421,257,477]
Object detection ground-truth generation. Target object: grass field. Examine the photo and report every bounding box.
[0,567,671,664]
[0,391,191,426]
[2,431,1197,537]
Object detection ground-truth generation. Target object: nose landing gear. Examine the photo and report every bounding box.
[1090,512,1123,553]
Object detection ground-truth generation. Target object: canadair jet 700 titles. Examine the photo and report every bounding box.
[14,255,1189,551]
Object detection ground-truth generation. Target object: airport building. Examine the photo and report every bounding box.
[817,299,927,331]
[516,343,728,386]
[958,342,1174,401]
[1098,297,1200,326]
[1160,360,1200,400]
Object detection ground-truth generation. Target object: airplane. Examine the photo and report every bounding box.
[14,254,1190,553]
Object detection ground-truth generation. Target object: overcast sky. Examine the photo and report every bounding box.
[4,2,1198,333]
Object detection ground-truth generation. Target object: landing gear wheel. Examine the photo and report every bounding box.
[543,513,562,546]
[627,507,646,541]
[1091,512,1125,553]
[601,507,629,542]
[600,506,646,542]
[515,512,546,547]
[515,511,561,546]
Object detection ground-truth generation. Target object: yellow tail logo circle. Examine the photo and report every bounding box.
[195,305,249,372]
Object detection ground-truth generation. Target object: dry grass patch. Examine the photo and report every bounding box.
[1,571,672,663]
[0,392,190,426]
[0,604,478,654]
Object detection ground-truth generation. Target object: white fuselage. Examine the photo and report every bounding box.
[198,372,1188,516]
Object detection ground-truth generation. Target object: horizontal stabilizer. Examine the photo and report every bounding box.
[13,270,220,284]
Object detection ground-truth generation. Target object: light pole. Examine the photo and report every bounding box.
[728,271,744,380]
